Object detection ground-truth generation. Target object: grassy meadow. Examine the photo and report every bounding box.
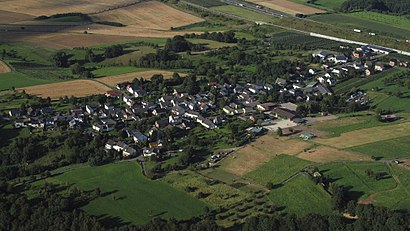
[32,162,206,225]
[348,136,410,160]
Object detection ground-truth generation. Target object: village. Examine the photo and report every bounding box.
[5,44,409,166]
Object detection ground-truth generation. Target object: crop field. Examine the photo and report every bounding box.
[296,146,370,163]
[96,70,182,87]
[33,162,206,225]
[18,80,111,99]
[0,72,57,90]
[312,114,395,137]
[92,66,152,77]
[319,162,398,202]
[315,122,410,149]
[268,174,332,215]
[247,0,325,15]
[270,32,342,50]
[348,12,410,31]
[219,135,311,176]
[100,46,156,65]
[348,136,410,160]
[184,0,227,7]
[291,0,346,10]
[0,0,136,16]
[310,14,410,39]
[0,61,11,73]
[0,10,32,24]
[245,154,312,186]
[211,5,275,22]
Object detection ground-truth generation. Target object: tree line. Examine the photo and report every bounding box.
[340,0,410,15]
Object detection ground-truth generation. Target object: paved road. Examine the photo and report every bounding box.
[183,0,410,56]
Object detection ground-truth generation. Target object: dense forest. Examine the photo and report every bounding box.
[340,0,410,15]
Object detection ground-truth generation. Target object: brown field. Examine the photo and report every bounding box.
[296,146,371,163]
[96,70,185,87]
[18,80,111,99]
[0,0,136,16]
[315,122,410,149]
[219,135,311,176]
[247,0,325,15]
[0,61,12,73]
[0,10,32,24]
[92,1,204,31]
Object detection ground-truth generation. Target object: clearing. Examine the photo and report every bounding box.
[31,162,206,225]
[314,122,410,149]
[296,146,370,163]
[96,70,183,87]
[218,135,311,176]
[0,61,12,73]
[18,80,111,99]
[247,0,325,15]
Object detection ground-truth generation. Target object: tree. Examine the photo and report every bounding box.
[52,52,69,67]
[276,127,283,136]
[85,49,96,63]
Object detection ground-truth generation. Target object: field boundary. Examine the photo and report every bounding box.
[0,60,12,73]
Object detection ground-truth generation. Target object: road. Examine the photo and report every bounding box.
[182,0,410,56]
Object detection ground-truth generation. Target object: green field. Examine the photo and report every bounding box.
[245,154,312,186]
[92,66,152,77]
[290,0,346,10]
[212,5,274,22]
[348,136,410,160]
[319,162,397,201]
[33,162,206,225]
[310,13,410,39]
[0,72,57,90]
[268,174,332,215]
[349,11,410,31]
[313,113,399,137]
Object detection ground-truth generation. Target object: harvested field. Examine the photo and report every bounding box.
[18,80,110,99]
[0,61,12,73]
[315,122,410,149]
[0,0,136,16]
[92,1,204,31]
[247,0,325,15]
[97,70,184,87]
[296,146,371,163]
[0,10,32,24]
[219,135,311,176]
[0,32,141,49]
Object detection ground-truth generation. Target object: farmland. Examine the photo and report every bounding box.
[314,121,410,149]
[32,162,206,225]
[296,146,371,163]
[0,61,11,73]
[218,135,311,176]
[0,72,57,90]
[348,136,410,160]
[247,0,325,15]
[18,80,111,99]
[268,174,332,215]
[96,70,182,87]
[290,0,346,10]
[245,154,312,186]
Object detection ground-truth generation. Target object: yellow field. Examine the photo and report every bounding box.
[18,80,111,99]
[219,135,311,176]
[0,61,12,73]
[247,0,325,15]
[296,146,370,163]
[0,10,32,24]
[97,70,184,87]
[315,122,410,149]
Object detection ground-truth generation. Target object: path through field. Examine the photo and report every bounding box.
[0,61,12,73]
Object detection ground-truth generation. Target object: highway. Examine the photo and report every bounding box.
[181,0,410,56]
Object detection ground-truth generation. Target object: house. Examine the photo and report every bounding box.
[9,109,21,117]
[155,118,169,129]
[173,88,186,97]
[105,90,122,98]
[143,148,157,157]
[131,130,148,143]
[365,69,374,76]
[15,119,27,128]
[113,141,127,152]
[40,107,53,114]
[275,78,287,86]
[85,105,95,115]
[105,140,115,150]
[169,115,182,125]
[257,103,276,111]
[223,106,235,115]
[375,62,385,72]
[300,133,315,140]
[123,147,137,157]
[389,59,398,67]
[197,117,217,129]
[92,124,113,132]
[123,94,134,106]
[273,107,298,120]
[312,50,330,60]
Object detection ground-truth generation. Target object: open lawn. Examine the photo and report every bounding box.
[96,70,182,87]
[268,174,332,215]
[18,79,111,99]
[247,0,325,15]
[291,0,346,10]
[92,66,152,77]
[218,135,311,176]
[33,162,206,225]
[297,146,370,163]
[245,154,312,186]
[319,162,398,202]
[100,46,156,66]
[314,121,410,149]
[187,38,236,49]
[348,136,410,160]
[349,11,410,31]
